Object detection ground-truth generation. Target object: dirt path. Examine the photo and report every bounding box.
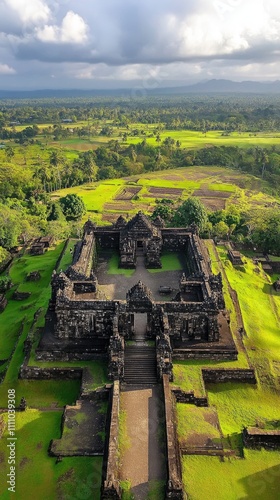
[120,385,166,499]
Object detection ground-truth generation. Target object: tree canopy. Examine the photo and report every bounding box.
[172,197,208,231]
[59,194,86,221]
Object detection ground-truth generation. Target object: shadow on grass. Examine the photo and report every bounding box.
[239,464,280,500]
[262,282,280,296]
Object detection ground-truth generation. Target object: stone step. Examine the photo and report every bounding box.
[124,345,157,384]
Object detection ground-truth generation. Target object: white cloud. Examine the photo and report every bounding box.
[36,11,88,44]
[2,0,280,87]
[0,63,16,74]
[4,0,51,25]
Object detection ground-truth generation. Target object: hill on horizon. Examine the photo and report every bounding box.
[2,79,280,99]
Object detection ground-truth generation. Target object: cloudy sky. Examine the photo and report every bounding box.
[1,0,280,89]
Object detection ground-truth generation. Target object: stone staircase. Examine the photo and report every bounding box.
[124,345,158,385]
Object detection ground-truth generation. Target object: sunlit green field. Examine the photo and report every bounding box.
[182,452,280,500]
[52,166,278,225]
[126,129,280,149]
[4,119,280,151]
[0,410,102,499]
[177,243,280,499]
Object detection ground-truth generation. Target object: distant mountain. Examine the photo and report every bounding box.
[0,88,130,99]
[1,80,280,99]
[167,79,280,94]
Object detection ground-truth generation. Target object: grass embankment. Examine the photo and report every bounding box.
[0,242,83,408]
[0,244,64,361]
[180,245,280,499]
[0,410,102,499]
[182,452,280,500]
[177,405,221,443]
[57,238,78,271]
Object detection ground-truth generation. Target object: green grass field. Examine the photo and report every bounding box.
[52,166,278,225]
[182,452,280,500]
[126,129,280,149]
[6,121,280,151]
[176,243,280,498]
[0,410,102,499]
[0,243,64,361]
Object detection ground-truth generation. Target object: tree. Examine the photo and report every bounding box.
[0,205,22,248]
[47,202,65,221]
[250,210,280,254]
[213,221,229,240]
[172,197,208,231]
[152,201,175,223]
[5,145,15,162]
[97,166,118,180]
[59,194,86,221]
[46,219,71,241]
[49,150,66,168]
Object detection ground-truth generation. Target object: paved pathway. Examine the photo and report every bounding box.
[120,385,166,499]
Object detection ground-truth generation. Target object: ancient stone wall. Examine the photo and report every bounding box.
[173,349,237,361]
[67,228,96,279]
[55,300,119,340]
[101,381,121,500]
[95,230,120,250]
[202,368,256,384]
[162,229,189,252]
[243,428,280,450]
[172,389,208,407]
[35,350,106,362]
[270,262,280,273]
[162,375,184,500]
[20,366,83,380]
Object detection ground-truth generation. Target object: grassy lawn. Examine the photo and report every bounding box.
[58,238,78,271]
[0,410,102,499]
[207,383,280,436]
[179,244,280,497]
[182,451,280,500]
[148,251,183,273]
[107,252,135,277]
[172,362,206,396]
[177,405,220,443]
[50,166,278,225]
[218,249,280,364]
[0,378,80,408]
[172,356,249,397]
[0,243,64,361]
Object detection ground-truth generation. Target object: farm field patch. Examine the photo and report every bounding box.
[51,166,279,224]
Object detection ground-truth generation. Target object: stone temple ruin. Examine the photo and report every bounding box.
[37,211,236,373]
[29,212,253,499]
